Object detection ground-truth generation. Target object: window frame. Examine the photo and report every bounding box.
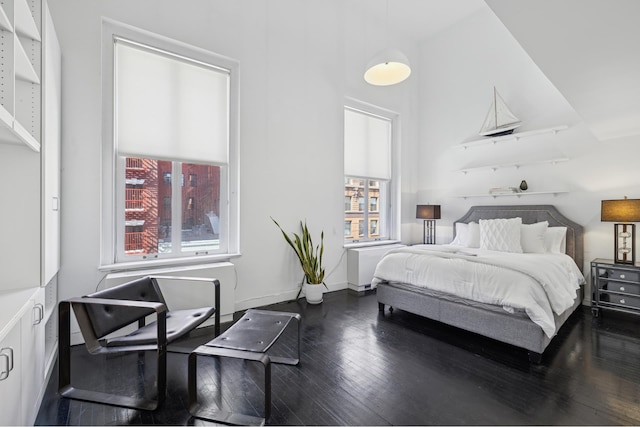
[100,19,240,270]
[343,99,401,247]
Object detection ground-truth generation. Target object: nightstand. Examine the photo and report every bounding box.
[591,258,640,317]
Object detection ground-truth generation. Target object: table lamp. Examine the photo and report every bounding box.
[601,197,640,264]
[416,205,441,244]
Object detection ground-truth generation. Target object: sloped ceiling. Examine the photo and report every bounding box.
[353,0,486,43]
[485,0,640,143]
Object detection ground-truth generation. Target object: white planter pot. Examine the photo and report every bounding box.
[304,283,324,304]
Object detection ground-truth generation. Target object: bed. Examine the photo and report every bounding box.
[374,205,585,363]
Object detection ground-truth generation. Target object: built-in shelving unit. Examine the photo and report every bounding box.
[456,190,568,200]
[0,1,59,425]
[458,125,569,150]
[0,0,42,152]
[458,157,569,174]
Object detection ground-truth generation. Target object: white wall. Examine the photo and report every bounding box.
[416,8,640,297]
[49,1,421,310]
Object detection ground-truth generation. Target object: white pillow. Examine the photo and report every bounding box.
[545,226,567,253]
[467,222,480,248]
[450,223,468,246]
[479,218,523,253]
[521,221,549,253]
[451,222,480,248]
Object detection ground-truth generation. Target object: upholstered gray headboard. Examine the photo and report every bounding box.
[454,205,584,271]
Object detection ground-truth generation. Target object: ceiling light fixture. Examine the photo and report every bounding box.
[364,0,411,86]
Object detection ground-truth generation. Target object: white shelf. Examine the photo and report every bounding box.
[0,104,40,152]
[458,125,569,149]
[14,33,40,84]
[14,0,41,41]
[0,1,42,151]
[13,118,40,151]
[0,104,13,129]
[0,5,13,32]
[458,157,569,174]
[456,190,568,199]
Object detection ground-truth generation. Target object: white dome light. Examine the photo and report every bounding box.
[364,48,411,86]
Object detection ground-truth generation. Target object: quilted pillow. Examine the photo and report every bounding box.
[521,221,549,253]
[450,222,480,248]
[479,217,523,253]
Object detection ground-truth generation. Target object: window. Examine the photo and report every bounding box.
[370,219,378,236]
[369,196,378,212]
[163,172,171,186]
[102,21,239,266]
[344,103,395,243]
[344,196,352,211]
[344,221,351,237]
[358,196,365,212]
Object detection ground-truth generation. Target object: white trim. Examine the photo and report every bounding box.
[343,239,402,249]
[99,252,241,273]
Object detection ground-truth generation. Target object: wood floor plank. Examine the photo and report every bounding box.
[36,290,640,425]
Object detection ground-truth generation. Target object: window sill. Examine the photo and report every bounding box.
[343,240,401,249]
[99,252,241,273]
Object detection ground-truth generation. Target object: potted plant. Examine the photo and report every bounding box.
[272,218,327,304]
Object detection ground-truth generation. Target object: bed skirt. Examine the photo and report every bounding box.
[377,281,583,357]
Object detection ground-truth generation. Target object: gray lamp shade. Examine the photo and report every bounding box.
[601,199,640,222]
[416,205,441,220]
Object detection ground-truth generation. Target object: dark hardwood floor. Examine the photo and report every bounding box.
[36,289,640,425]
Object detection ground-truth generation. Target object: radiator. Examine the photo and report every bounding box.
[347,244,405,292]
[104,262,236,326]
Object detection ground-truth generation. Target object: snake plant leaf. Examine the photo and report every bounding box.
[272,217,326,288]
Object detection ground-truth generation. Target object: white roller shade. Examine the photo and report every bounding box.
[344,108,391,180]
[115,39,230,165]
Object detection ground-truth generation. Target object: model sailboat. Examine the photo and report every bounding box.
[478,87,522,137]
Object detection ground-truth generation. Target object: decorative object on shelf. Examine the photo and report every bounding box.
[519,180,528,191]
[272,218,327,303]
[601,197,640,264]
[416,205,441,244]
[363,0,411,86]
[479,87,522,137]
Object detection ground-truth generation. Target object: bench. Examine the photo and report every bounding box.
[188,309,301,425]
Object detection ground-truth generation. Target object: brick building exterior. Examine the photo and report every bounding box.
[125,158,221,255]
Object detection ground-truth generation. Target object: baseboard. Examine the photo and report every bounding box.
[234,281,348,312]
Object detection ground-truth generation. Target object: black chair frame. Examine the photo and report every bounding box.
[58,276,220,411]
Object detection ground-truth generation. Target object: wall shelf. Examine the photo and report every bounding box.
[14,33,40,84]
[458,157,569,174]
[458,125,569,149]
[0,0,42,152]
[456,190,568,200]
[0,6,12,32]
[14,0,40,41]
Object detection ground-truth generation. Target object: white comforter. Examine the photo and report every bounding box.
[371,245,585,337]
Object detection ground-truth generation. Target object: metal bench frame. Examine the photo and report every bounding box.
[188,309,301,425]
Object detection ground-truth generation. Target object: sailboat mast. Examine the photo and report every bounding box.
[493,86,498,126]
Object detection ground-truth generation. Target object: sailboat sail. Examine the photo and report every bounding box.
[479,88,522,136]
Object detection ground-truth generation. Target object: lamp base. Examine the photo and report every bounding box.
[423,219,436,245]
[614,223,635,265]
